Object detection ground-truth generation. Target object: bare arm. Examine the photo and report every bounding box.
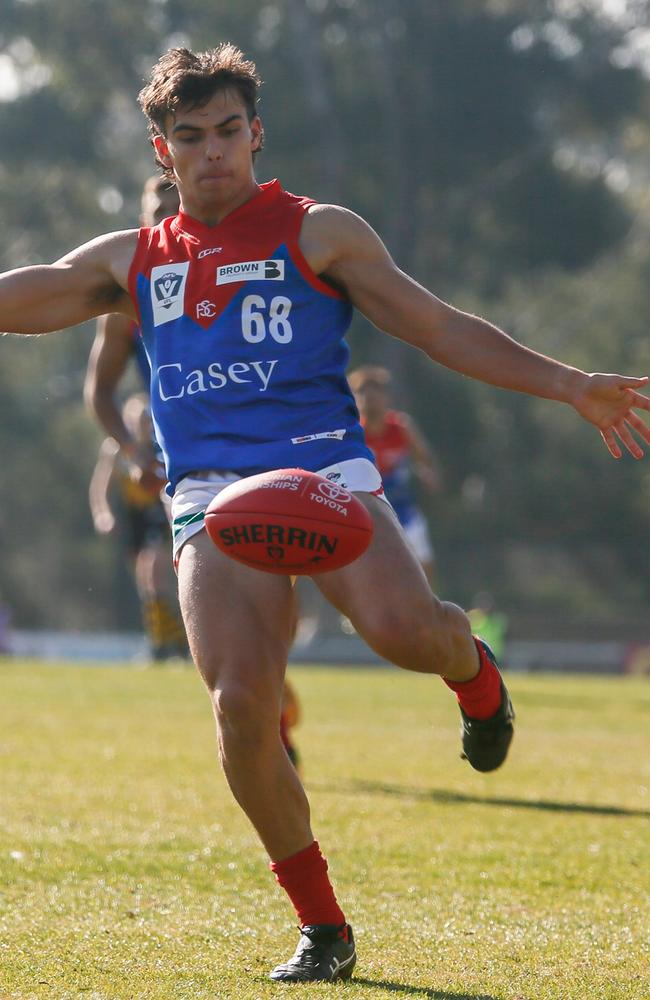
[0,230,137,335]
[84,313,161,492]
[89,439,118,535]
[84,313,138,449]
[301,205,650,459]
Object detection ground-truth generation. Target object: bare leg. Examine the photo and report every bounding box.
[316,495,479,682]
[136,539,186,657]
[177,531,312,860]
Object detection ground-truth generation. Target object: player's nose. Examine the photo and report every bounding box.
[205,137,223,160]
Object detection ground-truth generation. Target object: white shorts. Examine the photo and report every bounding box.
[171,458,386,563]
[401,508,434,565]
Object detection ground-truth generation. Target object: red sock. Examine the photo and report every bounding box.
[444,638,502,720]
[270,840,346,928]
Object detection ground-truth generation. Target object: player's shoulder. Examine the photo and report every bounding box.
[392,410,419,438]
[304,202,371,238]
[300,202,384,268]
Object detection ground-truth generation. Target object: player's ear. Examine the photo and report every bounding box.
[251,116,263,153]
[153,135,173,169]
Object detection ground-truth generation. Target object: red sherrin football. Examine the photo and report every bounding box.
[204,468,374,574]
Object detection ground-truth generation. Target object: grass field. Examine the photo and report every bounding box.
[1,660,649,1000]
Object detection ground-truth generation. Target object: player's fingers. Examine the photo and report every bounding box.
[600,427,622,459]
[614,421,643,460]
[618,375,649,388]
[625,388,650,412]
[626,412,650,444]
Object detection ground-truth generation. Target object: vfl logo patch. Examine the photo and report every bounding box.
[151,262,190,327]
[216,259,285,285]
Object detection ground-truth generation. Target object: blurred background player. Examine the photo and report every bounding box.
[280,678,302,774]
[350,365,441,583]
[84,176,185,660]
[468,591,508,664]
[89,393,186,661]
[84,175,180,469]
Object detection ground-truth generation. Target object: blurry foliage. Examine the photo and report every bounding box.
[1,0,650,628]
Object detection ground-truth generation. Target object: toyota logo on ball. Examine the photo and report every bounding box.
[317,481,352,503]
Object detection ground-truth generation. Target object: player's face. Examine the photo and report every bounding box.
[154,89,262,218]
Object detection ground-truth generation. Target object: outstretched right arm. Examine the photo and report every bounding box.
[0,230,138,335]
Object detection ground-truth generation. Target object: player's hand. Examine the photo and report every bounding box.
[571,373,650,459]
[93,510,115,535]
[128,461,164,495]
[122,446,165,495]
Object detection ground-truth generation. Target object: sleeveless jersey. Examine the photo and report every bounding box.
[127,322,165,463]
[130,321,151,387]
[128,180,373,493]
[362,410,417,523]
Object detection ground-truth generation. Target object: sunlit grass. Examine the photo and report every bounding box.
[1,660,649,999]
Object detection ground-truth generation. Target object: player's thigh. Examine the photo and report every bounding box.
[177,529,295,694]
[315,494,438,630]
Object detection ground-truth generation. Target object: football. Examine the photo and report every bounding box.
[204,468,374,574]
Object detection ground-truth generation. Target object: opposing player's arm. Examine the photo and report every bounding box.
[84,313,138,448]
[304,205,650,459]
[0,230,138,335]
[89,438,119,535]
[401,415,441,494]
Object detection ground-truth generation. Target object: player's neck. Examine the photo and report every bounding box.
[179,178,261,227]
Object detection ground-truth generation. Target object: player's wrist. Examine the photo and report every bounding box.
[553,366,589,406]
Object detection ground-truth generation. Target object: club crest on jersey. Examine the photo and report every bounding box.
[151,262,190,326]
[216,259,285,285]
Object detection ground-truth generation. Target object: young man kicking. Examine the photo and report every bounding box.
[2,43,650,984]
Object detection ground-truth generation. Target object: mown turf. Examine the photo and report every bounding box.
[0,659,648,1000]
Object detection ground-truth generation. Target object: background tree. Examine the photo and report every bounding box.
[1,0,649,630]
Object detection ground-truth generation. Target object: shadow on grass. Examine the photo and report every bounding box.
[311,779,650,819]
[351,978,498,999]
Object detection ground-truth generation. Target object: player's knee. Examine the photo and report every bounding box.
[211,680,278,745]
[360,596,472,674]
[359,594,437,659]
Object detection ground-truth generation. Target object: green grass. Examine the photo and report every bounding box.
[1,660,649,1000]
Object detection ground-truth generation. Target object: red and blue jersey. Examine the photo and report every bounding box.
[128,180,373,493]
[363,411,417,523]
[130,321,151,387]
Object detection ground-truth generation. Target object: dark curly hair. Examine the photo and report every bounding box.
[138,44,264,174]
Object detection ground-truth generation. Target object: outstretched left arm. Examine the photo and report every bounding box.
[304,205,650,459]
